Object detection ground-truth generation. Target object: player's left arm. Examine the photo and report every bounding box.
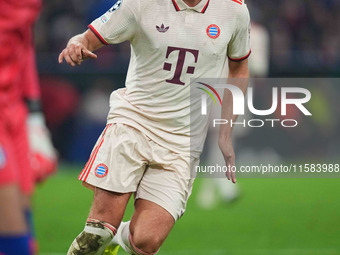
[218,59,249,184]
[219,3,251,183]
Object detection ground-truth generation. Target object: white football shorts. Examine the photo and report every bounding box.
[78,123,198,221]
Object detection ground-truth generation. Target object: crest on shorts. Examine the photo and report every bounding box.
[206,24,220,39]
[109,0,123,12]
[95,164,108,178]
[0,145,6,169]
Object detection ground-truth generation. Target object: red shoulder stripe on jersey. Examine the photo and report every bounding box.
[201,0,210,13]
[228,50,251,62]
[88,24,109,45]
[231,0,243,5]
[172,0,180,11]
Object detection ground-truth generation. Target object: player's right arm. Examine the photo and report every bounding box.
[58,0,138,67]
[58,30,103,67]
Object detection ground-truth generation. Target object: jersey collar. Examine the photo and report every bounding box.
[172,0,210,13]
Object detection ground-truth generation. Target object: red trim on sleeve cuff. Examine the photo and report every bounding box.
[228,50,251,62]
[231,0,243,5]
[88,24,108,45]
[201,0,210,13]
[172,0,180,11]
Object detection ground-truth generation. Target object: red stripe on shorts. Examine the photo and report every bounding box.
[80,139,104,181]
[83,138,104,181]
[78,153,94,180]
[78,143,99,180]
[78,124,111,181]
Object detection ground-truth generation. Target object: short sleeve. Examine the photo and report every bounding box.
[227,4,251,61]
[88,0,139,45]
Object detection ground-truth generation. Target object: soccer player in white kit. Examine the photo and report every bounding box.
[58,0,251,254]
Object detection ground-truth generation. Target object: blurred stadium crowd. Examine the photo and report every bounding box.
[33,0,340,163]
[36,0,340,75]
[250,0,340,75]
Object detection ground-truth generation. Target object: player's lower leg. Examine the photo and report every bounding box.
[108,199,174,255]
[68,187,131,255]
[67,218,117,255]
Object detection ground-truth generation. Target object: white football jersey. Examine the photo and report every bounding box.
[89,0,251,157]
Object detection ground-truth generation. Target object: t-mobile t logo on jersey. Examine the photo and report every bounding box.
[163,46,199,85]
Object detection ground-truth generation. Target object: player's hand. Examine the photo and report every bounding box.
[218,138,236,183]
[58,42,97,67]
[27,112,58,183]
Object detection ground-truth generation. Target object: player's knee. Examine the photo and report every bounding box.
[130,232,161,254]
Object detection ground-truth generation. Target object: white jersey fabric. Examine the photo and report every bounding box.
[89,0,251,157]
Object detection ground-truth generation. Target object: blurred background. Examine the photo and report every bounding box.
[35,0,340,163]
[32,0,340,254]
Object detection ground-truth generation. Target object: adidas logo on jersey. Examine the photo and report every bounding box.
[156,24,169,33]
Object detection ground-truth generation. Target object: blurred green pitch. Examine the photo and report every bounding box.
[34,166,340,255]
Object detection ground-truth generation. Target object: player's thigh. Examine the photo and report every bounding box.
[130,198,175,253]
[89,188,132,228]
[135,154,197,222]
[82,124,152,227]
[131,165,196,252]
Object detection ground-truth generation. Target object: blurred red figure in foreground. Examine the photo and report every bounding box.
[0,0,57,254]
